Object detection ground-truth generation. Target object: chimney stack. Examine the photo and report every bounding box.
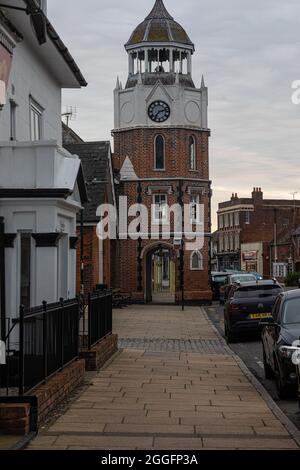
[252,187,263,204]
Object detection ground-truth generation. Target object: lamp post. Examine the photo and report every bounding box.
[180,239,185,311]
[177,180,185,311]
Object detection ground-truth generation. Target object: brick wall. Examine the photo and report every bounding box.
[113,127,209,180]
[76,226,112,294]
[0,403,31,435]
[34,360,85,424]
[80,334,118,371]
[217,188,300,276]
[112,127,212,303]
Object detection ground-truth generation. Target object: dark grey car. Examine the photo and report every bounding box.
[261,289,300,398]
[224,280,283,343]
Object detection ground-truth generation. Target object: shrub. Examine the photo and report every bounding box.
[285,272,300,287]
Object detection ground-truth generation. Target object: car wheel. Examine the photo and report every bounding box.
[274,357,289,399]
[262,345,274,380]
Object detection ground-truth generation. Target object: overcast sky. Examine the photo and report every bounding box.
[48,0,300,229]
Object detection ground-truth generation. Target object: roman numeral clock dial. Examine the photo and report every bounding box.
[148,101,171,123]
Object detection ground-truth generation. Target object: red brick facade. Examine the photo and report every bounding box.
[76,226,111,294]
[113,127,212,304]
[217,188,300,278]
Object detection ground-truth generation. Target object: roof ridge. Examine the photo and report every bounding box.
[145,0,174,20]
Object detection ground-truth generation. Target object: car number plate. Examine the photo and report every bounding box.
[249,313,271,319]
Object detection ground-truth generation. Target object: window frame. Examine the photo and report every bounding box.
[29,97,44,141]
[190,251,204,271]
[152,193,168,223]
[234,212,240,226]
[244,211,251,225]
[190,194,201,223]
[189,136,197,171]
[154,134,165,171]
[10,99,17,141]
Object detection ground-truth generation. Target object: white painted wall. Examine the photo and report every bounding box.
[0,37,62,144]
[114,80,208,131]
[0,200,79,319]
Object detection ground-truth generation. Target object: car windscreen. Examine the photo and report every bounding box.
[234,285,282,299]
[213,276,227,284]
[230,275,256,283]
[282,298,300,325]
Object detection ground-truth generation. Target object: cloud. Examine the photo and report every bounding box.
[48,0,300,229]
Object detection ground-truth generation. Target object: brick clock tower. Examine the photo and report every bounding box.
[112,0,212,304]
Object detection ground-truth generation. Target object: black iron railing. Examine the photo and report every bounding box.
[88,290,112,349]
[0,298,80,396]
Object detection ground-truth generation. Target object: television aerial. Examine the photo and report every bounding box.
[62,106,77,127]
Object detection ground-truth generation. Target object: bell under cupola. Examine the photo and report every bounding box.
[125,0,195,89]
[114,0,208,131]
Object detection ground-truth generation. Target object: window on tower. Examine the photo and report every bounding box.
[190,251,203,271]
[189,136,196,170]
[154,135,165,170]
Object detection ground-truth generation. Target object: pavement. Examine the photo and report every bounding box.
[0,435,21,450]
[27,305,300,450]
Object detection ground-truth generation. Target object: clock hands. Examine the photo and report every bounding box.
[153,105,165,117]
[148,101,170,122]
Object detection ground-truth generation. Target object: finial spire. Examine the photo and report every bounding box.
[146,0,174,20]
[115,76,120,90]
[201,75,206,88]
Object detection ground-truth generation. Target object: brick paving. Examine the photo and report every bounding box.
[118,338,233,354]
[27,306,300,450]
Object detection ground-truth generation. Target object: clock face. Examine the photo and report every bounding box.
[148,101,170,123]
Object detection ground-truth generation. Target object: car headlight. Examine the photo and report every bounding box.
[279,345,300,363]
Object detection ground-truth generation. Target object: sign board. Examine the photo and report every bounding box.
[0,340,5,365]
[242,251,257,261]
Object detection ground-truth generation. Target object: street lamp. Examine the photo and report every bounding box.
[0,3,47,45]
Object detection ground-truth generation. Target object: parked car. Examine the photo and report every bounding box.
[211,272,229,301]
[224,280,283,343]
[250,272,263,281]
[261,289,300,398]
[220,273,257,304]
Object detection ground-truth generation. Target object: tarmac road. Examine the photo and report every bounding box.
[204,302,300,431]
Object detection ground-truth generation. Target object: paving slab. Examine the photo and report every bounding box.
[27,305,300,450]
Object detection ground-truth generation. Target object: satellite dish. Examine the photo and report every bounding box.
[30,9,47,45]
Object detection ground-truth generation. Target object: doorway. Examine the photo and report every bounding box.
[146,245,176,304]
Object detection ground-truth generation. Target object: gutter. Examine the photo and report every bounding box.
[23,0,87,87]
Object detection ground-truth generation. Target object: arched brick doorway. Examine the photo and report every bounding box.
[143,242,177,304]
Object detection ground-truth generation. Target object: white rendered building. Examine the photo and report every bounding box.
[0,0,87,334]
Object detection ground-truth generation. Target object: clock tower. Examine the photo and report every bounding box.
[112,0,212,304]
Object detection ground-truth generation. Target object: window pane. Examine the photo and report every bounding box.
[153,194,167,221]
[30,100,43,141]
[155,135,165,169]
[189,137,196,170]
[191,251,202,270]
[190,195,199,222]
[10,101,17,140]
